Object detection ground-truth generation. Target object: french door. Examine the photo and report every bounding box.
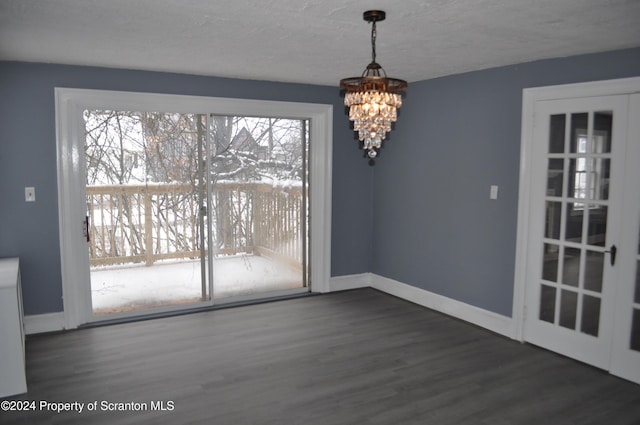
[520,80,640,384]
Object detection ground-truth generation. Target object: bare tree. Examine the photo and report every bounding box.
[84,110,308,264]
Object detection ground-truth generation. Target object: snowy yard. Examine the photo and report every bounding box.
[90,255,303,314]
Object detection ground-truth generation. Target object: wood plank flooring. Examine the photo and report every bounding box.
[2,288,640,425]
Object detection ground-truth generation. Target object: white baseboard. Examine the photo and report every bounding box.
[367,274,515,339]
[329,273,372,292]
[28,275,514,338]
[24,312,65,335]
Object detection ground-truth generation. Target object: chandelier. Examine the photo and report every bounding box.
[340,10,407,159]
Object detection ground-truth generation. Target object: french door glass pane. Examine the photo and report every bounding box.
[569,158,585,205]
[565,203,583,242]
[584,251,604,293]
[545,201,562,240]
[587,206,608,246]
[539,284,556,323]
[581,295,601,337]
[631,310,640,351]
[547,159,564,197]
[562,247,581,287]
[559,289,578,329]
[548,114,566,153]
[636,261,640,305]
[542,243,559,282]
[593,112,613,153]
[588,159,610,201]
[569,113,589,153]
[631,220,640,351]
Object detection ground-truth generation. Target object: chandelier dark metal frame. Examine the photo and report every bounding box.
[340,10,408,159]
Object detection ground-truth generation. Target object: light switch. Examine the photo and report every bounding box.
[25,187,36,202]
[490,185,499,200]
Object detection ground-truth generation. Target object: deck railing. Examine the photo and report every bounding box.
[86,181,304,268]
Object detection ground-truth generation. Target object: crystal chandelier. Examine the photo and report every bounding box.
[340,10,407,159]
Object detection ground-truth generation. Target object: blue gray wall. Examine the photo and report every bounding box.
[372,47,640,316]
[0,62,373,315]
[2,47,639,318]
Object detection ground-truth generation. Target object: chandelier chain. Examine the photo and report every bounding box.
[370,21,377,64]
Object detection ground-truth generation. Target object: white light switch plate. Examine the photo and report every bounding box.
[25,187,36,202]
[490,185,499,200]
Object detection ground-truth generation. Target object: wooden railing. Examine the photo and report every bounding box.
[86,181,304,268]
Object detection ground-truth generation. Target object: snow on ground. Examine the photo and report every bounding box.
[90,255,302,314]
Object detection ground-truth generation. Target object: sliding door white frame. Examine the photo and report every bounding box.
[56,88,333,329]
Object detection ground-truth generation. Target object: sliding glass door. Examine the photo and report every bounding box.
[83,111,311,315]
[84,111,211,315]
[208,115,309,301]
[83,110,310,316]
[57,88,331,327]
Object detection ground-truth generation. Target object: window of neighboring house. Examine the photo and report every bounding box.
[573,130,607,210]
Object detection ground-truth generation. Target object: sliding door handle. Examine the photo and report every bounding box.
[605,245,617,266]
[83,215,90,243]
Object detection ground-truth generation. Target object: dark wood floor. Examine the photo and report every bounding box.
[3,288,640,425]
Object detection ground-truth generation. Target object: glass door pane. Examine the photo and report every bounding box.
[84,110,210,315]
[630,222,640,352]
[208,115,309,301]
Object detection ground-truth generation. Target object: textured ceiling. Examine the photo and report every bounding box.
[1,0,639,86]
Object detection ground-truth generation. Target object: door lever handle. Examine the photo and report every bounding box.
[605,245,617,266]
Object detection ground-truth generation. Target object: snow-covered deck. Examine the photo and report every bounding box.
[90,255,303,314]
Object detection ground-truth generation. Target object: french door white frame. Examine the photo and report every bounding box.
[513,77,640,382]
[56,88,333,329]
[513,76,640,340]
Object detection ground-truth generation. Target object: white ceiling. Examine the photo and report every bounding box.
[1,0,639,87]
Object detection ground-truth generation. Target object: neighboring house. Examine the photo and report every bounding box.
[230,128,262,156]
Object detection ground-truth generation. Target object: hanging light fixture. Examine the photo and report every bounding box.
[340,10,407,159]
